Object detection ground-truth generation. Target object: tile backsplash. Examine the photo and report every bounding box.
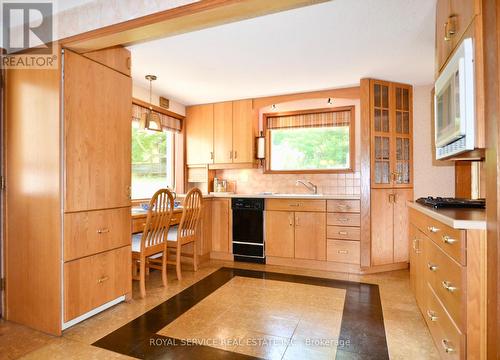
[215,168,361,195]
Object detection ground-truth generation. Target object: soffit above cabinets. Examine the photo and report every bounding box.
[128,0,436,106]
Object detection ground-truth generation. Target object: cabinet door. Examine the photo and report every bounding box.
[393,85,413,187]
[393,189,413,262]
[213,102,233,164]
[371,80,392,188]
[198,199,212,256]
[410,224,426,311]
[371,189,394,265]
[232,99,255,163]
[294,212,326,260]
[186,104,214,165]
[265,211,294,258]
[450,0,476,49]
[211,198,229,253]
[409,224,418,294]
[64,51,131,212]
[435,0,452,73]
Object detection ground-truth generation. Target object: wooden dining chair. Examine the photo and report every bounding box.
[166,187,203,281]
[132,188,174,298]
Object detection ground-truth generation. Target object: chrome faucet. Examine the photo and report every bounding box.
[296,180,318,194]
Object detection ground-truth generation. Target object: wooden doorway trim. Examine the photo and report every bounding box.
[60,0,330,53]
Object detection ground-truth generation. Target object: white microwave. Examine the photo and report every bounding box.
[434,38,475,159]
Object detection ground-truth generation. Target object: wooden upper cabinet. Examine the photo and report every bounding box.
[436,0,452,73]
[232,99,255,163]
[186,104,214,165]
[82,46,131,76]
[370,80,413,188]
[449,0,477,49]
[64,51,132,212]
[213,102,233,164]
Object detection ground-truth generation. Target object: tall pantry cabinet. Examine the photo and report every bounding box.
[362,79,414,267]
[5,47,132,335]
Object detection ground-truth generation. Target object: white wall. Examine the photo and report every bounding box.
[413,85,455,199]
[132,84,186,116]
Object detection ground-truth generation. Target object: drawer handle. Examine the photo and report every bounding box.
[426,310,438,322]
[427,263,439,272]
[289,203,300,207]
[442,235,457,245]
[338,231,348,236]
[337,250,349,254]
[97,228,110,234]
[427,226,440,233]
[441,339,455,353]
[97,276,109,284]
[413,238,422,254]
[336,218,349,222]
[442,281,457,293]
[336,204,349,210]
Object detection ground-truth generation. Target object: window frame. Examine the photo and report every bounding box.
[131,127,176,201]
[263,106,355,174]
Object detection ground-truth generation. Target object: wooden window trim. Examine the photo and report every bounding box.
[263,106,355,174]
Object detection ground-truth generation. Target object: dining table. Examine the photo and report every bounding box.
[131,206,184,234]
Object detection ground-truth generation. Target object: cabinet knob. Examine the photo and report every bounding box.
[210,152,214,160]
[337,250,348,254]
[97,228,110,234]
[427,262,438,272]
[338,231,348,236]
[426,310,438,322]
[234,151,238,159]
[442,280,457,293]
[229,151,233,160]
[444,15,457,42]
[441,339,455,353]
[97,276,109,284]
[427,226,440,233]
[442,235,457,245]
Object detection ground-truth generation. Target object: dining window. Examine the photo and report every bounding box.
[131,103,180,199]
[264,106,355,173]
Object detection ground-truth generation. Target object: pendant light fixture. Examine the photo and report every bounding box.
[140,74,161,131]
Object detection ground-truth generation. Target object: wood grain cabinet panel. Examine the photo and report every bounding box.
[266,199,326,212]
[211,198,230,253]
[265,211,295,258]
[327,240,360,264]
[371,189,394,265]
[64,207,130,261]
[409,224,426,311]
[327,200,360,213]
[186,104,214,165]
[327,213,360,227]
[213,102,233,164]
[64,51,131,212]
[435,0,452,73]
[393,189,412,263]
[327,226,360,241]
[294,212,326,261]
[82,46,131,76]
[64,246,131,322]
[232,99,255,163]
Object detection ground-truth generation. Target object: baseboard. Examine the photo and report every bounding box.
[266,256,362,274]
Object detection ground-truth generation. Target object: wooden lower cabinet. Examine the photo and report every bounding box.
[198,198,212,256]
[211,198,230,253]
[409,207,486,359]
[64,246,131,322]
[294,212,326,260]
[265,211,295,258]
[327,240,360,264]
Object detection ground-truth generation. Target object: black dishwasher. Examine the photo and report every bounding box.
[232,198,265,263]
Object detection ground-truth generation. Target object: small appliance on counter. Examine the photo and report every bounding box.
[213,177,228,193]
[416,197,485,209]
[232,198,265,263]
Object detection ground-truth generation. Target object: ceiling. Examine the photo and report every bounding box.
[128,0,436,106]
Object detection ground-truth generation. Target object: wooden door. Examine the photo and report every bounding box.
[64,51,131,212]
[371,80,393,188]
[232,99,255,163]
[371,188,394,265]
[186,104,214,165]
[435,0,452,73]
[392,84,413,188]
[213,102,233,164]
[294,212,326,260]
[393,189,413,262]
[211,198,229,253]
[265,211,294,258]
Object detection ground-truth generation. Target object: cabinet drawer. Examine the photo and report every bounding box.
[424,283,464,360]
[327,240,360,264]
[327,226,360,240]
[327,213,360,227]
[64,207,130,261]
[266,199,326,212]
[64,246,131,322]
[410,208,466,265]
[425,237,465,330]
[327,199,360,213]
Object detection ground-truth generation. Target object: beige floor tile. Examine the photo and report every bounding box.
[234,331,290,360]
[0,320,54,360]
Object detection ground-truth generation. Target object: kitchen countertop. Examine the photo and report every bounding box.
[207,192,360,200]
[408,201,486,230]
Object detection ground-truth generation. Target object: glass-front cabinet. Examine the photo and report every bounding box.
[370,80,413,188]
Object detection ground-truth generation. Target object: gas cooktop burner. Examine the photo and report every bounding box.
[416,197,485,209]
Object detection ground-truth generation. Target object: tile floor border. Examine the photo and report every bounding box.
[93,267,389,359]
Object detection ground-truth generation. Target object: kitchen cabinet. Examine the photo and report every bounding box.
[186,99,255,167]
[198,198,212,256]
[371,188,413,266]
[435,0,477,73]
[186,104,214,165]
[409,224,425,310]
[370,80,413,188]
[265,211,295,258]
[213,102,233,164]
[211,198,230,253]
[294,212,326,260]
